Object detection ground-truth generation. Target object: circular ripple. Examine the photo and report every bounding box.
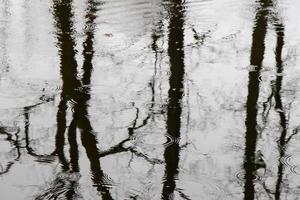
[279,154,293,168]
[235,170,264,183]
[133,132,175,148]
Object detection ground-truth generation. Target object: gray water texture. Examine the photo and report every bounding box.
[1,0,300,199]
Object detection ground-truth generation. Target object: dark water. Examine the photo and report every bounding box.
[1,0,300,199]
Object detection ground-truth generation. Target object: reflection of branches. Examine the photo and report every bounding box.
[24,107,57,162]
[257,19,299,200]
[273,25,286,200]
[0,93,56,176]
[0,161,15,175]
[0,127,20,175]
[35,0,104,199]
[271,22,300,200]
[98,5,168,168]
[98,107,163,165]
[0,125,21,175]
[35,0,82,198]
[191,27,211,47]
[99,138,164,165]
[97,14,168,165]
[262,87,273,126]
[285,126,300,144]
[175,188,192,200]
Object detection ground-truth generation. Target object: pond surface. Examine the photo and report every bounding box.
[1,0,300,199]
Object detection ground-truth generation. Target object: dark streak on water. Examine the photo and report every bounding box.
[162,0,185,199]
[51,0,113,199]
[243,0,270,199]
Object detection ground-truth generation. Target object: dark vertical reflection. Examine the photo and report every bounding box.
[74,1,113,199]
[37,1,80,199]
[162,0,185,199]
[52,0,80,172]
[273,23,285,200]
[68,119,79,172]
[24,107,34,156]
[53,0,113,198]
[243,0,272,199]
[54,97,70,171]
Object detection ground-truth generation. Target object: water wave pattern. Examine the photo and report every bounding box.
[1,0,300,199]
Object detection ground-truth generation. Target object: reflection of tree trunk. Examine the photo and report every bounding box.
[55,97,70,171]
[244,1,271,199]
[162,0,185,199]
[79,118,113,200]
[74,1,113,198]
[53,0,79,172]
[68,119,79,172]
[54,0,113,198]
[273,23,285,200]
[52,0,113,199]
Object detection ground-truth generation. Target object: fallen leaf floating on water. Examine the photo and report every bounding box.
[104,33,113,37]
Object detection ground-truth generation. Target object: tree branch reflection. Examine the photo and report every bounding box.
[36,0,113,199]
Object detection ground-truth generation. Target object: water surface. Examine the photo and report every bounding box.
[1,0,300,199]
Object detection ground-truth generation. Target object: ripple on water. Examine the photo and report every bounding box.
[258,73,276,83]
[130,132,175,148]
[178,176,229,200]
[279,154,294,168]
[235,170,265,183]
[278,153,300,175]
[35,172,82,200]
[185,0,214,9]
[91,173,116,188]
[99,0,162,33]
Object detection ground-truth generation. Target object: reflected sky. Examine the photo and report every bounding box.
[1,0,300,199]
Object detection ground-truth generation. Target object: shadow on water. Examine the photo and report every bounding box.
[243,0,271,199]
[162,0,185,199]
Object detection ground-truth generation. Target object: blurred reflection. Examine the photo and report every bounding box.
[272,21,298,200]
[75,1,113,198]
[162,0,185,199]
[35,0,82,198]
[243,0,271,199]
[2,0,300,199]
[36,0,113,199]
[52,0,79,173]
[273,22,286,200]
[0,125,20,175]
[243,0,300,199]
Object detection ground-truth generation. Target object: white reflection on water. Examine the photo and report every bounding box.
[0,0,300,199]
